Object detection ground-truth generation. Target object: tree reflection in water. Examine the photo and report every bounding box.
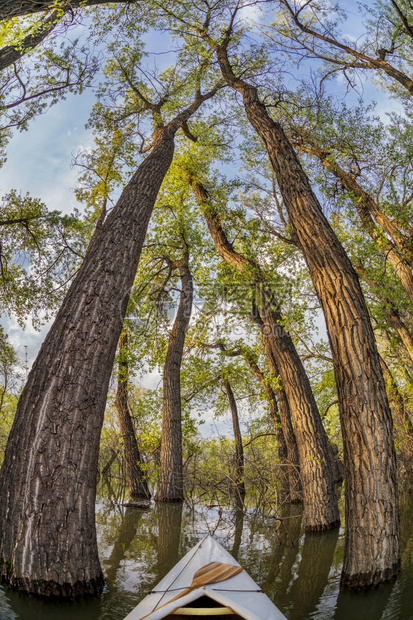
[0,492,412,619]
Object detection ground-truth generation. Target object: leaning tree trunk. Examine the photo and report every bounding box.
[193,180,337,529]
[0,0,133,20]
[0,84,215,597]
[248,313,303,503]
[0,11,60,72]
[115,330,150,500]
[248,355,302,502]
[295,141,413,304]
[223,378,246,501]
[216,42,401,586]
[0,127,175,597]
[156,255,193,502]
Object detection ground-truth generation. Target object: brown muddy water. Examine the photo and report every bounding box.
[0,489,412,620]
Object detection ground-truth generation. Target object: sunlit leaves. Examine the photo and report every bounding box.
[0,190,87,323]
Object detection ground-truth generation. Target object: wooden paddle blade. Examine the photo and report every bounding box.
[141,562,244,619]
[191,562,243,588]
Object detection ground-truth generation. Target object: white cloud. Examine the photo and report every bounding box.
[1,90,95,214]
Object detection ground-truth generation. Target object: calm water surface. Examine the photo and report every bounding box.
[0,490,412,620]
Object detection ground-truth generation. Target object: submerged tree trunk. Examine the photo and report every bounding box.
[193,180,337,529]
[223,378,246,501]
[156,254,193,502]
[115,330,150,500]
[0,89,214,597]
[216,41,400,586]
[0,128,174,598]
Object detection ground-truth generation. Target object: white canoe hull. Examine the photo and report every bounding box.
[123,535,287,620]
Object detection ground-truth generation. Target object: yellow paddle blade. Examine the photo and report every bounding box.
[190,562,243,588]
[141,562,243,619]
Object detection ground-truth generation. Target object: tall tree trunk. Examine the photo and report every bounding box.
[156,255,193,502]
[246,354,302,502]
[0,127,174,598]
[115,330,150,500]
[356,265,413,364]
[193,180,337,529]
[251,308,304,504]
[0,88,215,597]
[0,11,59,72]
[216,40,400,586]
[0,0,134,20]
[296,142,413,303]
[222,378,246,501]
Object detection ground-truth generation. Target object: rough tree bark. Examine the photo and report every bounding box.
[115,330,150,500]
[0,89,216,597]
[0,0,135,20]
[155,253,193,502]
[295,142,413,304]
[215,35,400,586]
[193,180,337,529]
[356,265,413,364]
[222,377,246,501]
[0,1,138,72]
[0,11,60,72]
[246,352,302,502]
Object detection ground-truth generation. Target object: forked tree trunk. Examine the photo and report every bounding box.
[0,127,175,597]
[156,255,193,502]
[223,378,246,500]
[115,330,150,500]
[216,42,401,586]
[0,85,217,597]
[193,181,337,528]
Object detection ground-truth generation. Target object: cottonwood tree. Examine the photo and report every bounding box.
[198,8,400,586]
[275,88,413,448]
[115,329,150,499]
[190,171,338,526]
[113,154,219,501]
[0,1,141,70]
[155,248,194,502]
[0,28,221,596]
[281,91,413,308]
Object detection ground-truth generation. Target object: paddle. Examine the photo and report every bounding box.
[142,562,243,619]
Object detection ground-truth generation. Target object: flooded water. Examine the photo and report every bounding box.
[0,489,412,620]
